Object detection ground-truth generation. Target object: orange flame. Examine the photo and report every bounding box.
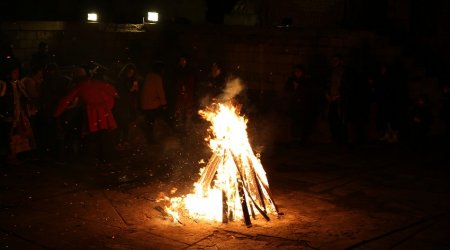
[162,102,278,224]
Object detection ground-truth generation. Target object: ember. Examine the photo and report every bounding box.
[160,101,281,227]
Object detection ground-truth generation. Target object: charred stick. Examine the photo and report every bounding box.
[229,150,270,221]
[237,176,252,227]
[250,203,256,220]
[257,177,282,215]
[245,154,282,215]
[227,149,252,226]
[247,156,267,211]
[222,189,228,223]
[154,206,185,225]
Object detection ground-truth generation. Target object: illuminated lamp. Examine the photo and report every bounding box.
[87,13,98,22]
[147,12,159,23]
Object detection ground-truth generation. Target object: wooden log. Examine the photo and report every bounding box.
[250,203,256,220]
[229,150,270,222]
[237,177,252,227]
[222,189,228,223]
[256,176,282,215]
[247,156,267,212]
[198,153,222,192]
[225,149,251,226]
[154,206,168,217]
[245,155,282,215]
[154,206,184,225]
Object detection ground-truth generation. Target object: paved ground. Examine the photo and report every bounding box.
[1,130,450,249]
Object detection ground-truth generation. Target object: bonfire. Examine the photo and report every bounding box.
[159,100,281,227]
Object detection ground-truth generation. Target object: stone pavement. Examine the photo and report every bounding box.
[1,137,450,249]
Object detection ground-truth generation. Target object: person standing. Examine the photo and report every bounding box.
[40,63,72,162]
[174,56,197,131]
[285,64,323,146]
[19,65,44,159]
[140,61,167,144]
[284,64,307,144]
[409,93,434,150]
[326,54,348,145]
[199,62,227,108]
[0,60,34,165]
[30,42,52,70]
[54,66,88,163]
[113,63,140,150]
[54,75,118,165]
[376,64,400,143]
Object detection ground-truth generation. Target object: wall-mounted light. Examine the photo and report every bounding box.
[87,13,98,22]
[147,12,159,23]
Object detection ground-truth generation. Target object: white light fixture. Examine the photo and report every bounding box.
[87,13,98,22]
[147,12,159,22]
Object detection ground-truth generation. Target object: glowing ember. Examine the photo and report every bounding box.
[161,102,280,226]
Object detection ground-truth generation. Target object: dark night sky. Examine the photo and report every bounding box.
[0,0,236,23]
[2,0,89,21]
[1,0,161,23]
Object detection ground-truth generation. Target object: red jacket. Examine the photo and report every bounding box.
[54,78,118,134]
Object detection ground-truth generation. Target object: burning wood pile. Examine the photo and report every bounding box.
[159,101,281,227]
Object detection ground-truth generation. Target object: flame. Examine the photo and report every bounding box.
[162,102,278,224]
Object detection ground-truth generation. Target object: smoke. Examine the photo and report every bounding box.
[218,77,244,102]
[198,77,245,108]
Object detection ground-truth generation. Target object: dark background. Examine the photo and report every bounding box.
[0,0,444,28]
[0,0,238,24]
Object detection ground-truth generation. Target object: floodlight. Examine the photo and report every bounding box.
[87,13,98,22]
[147,12,159,22]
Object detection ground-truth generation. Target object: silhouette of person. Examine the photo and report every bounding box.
[139,61,167,144]
[114,63,140,150]
[54,73,118,165]
[174,56,197,131]
[30,42,51,70]
[326,54,348,145]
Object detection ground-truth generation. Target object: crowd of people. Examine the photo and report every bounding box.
[1,42,450,167]
[0,43,233,166]
[284,53,450,151]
